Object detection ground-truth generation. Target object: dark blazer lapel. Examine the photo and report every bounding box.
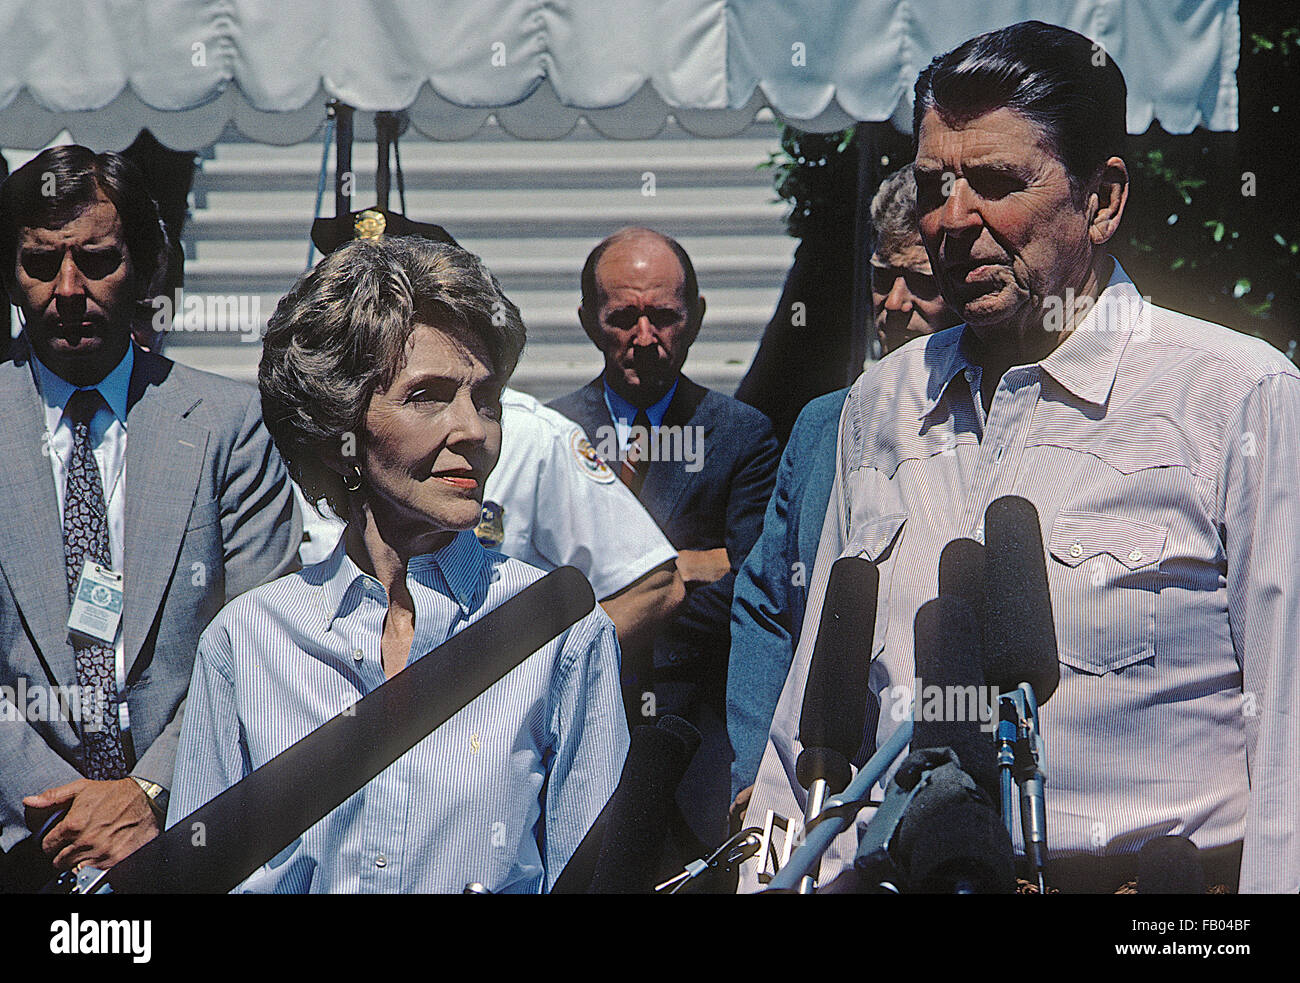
[0,358,78,689]
[122,352,207,677]
[641,374,711,519]
[582,376,615,435]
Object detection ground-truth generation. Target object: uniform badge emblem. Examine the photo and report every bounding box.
[570,430,616,484]
[353,209,386,240]
[475,501,506,548]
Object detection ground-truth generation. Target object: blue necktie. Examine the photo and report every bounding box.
[62,389,129,780]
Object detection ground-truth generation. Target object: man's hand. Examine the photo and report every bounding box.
[730,784,754,827]
[675,548,731,587]
[23,778,160,871]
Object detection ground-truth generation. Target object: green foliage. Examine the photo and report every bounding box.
[1119,142,1294,326]
[758,124,857,239]
[1114,12,1299,354]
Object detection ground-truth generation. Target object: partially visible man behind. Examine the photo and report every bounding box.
[869,166,957,357]
[727,164,960,809]
[742,21,1300,893]
[550,227,779,846]
[0,146,300,887]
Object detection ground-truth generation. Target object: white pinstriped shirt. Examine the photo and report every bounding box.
[741,261,1300,893]
[167,529,629,893]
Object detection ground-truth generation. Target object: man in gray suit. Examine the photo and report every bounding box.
[549,227,779,849]
[0,146,300,882]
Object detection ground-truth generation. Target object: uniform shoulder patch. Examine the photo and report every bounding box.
[569,429,617,483]
[475,501,506,548]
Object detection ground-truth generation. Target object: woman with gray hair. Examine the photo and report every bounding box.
[166,236,629,893]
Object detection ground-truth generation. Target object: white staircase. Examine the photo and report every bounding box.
[167,115,793,402]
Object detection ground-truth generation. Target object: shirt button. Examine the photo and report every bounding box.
[1070,542,1083,558]
[1128,549,1144,562]
[353,648,364,663]
[375,855,387,868]
[964,369,975,382]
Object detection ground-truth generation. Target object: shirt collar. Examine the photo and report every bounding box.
[916,325,976,421]
[318,528,490,628]
[1037,259,1140,407]
[603,377,679,428]
[916,258,1139,419]
[32,341,135,426]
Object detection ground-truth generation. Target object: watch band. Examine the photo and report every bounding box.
[131,776,169,822]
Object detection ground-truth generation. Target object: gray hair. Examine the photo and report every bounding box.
[869,164,920,260]
[259,236,526,517]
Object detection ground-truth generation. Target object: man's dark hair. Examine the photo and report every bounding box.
[0,144,169,299]
[913,20,1128,202]
[580,227,700,318]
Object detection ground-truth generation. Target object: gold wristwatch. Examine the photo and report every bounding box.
[131,777,169,822]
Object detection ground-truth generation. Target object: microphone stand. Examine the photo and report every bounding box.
[655,828,764,894]
[766,718,913,892]
[797,778,832,893]
[996,683,1048,892]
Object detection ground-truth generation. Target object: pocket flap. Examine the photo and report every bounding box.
[847,512,908,563]
[1049,511,1167,571]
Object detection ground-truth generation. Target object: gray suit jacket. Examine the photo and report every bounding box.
[0,344,301,851]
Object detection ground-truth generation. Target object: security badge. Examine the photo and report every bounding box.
[353,209,387,240]
[67,561,123,645]
[569,430,616,484]
[476,501,506,549]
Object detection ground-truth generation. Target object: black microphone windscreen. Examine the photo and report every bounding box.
[653,711,702,762]
[580,715,700,894]
[796,747,852,796]
[911,597,998,800]
[798,557,879,764]
[890,752,1015,894]
[902,792,1017,894]
[983,496,1060,702]
[1138,836,1206,895]
[938,537,985,621]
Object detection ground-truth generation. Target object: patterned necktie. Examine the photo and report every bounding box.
[62,388,129,780]
[619,410,652,497]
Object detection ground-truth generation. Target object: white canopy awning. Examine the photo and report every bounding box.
[0,0,1240,149]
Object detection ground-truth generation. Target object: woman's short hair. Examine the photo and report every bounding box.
[259,236,526,517]
[913,20,1128,205]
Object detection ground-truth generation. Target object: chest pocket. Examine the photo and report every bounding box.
[844,512,907,661]
[1048,510,1168,674]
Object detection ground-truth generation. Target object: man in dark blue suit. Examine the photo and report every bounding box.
[549,227,778,848]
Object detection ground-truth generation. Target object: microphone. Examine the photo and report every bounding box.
[793,556,879,892]
[911,595,998,800]
[983,495,1058,891]
[889,752,1016,893]
[553,714,701,894]
[983,496,1059,701]
[1137,836,1205,894]
[938,537,985,624]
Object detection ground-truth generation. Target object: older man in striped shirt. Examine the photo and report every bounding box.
[741,22,1300,893]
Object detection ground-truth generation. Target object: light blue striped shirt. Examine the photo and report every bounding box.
[742,261,1300,893]
[167,529,629,893]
